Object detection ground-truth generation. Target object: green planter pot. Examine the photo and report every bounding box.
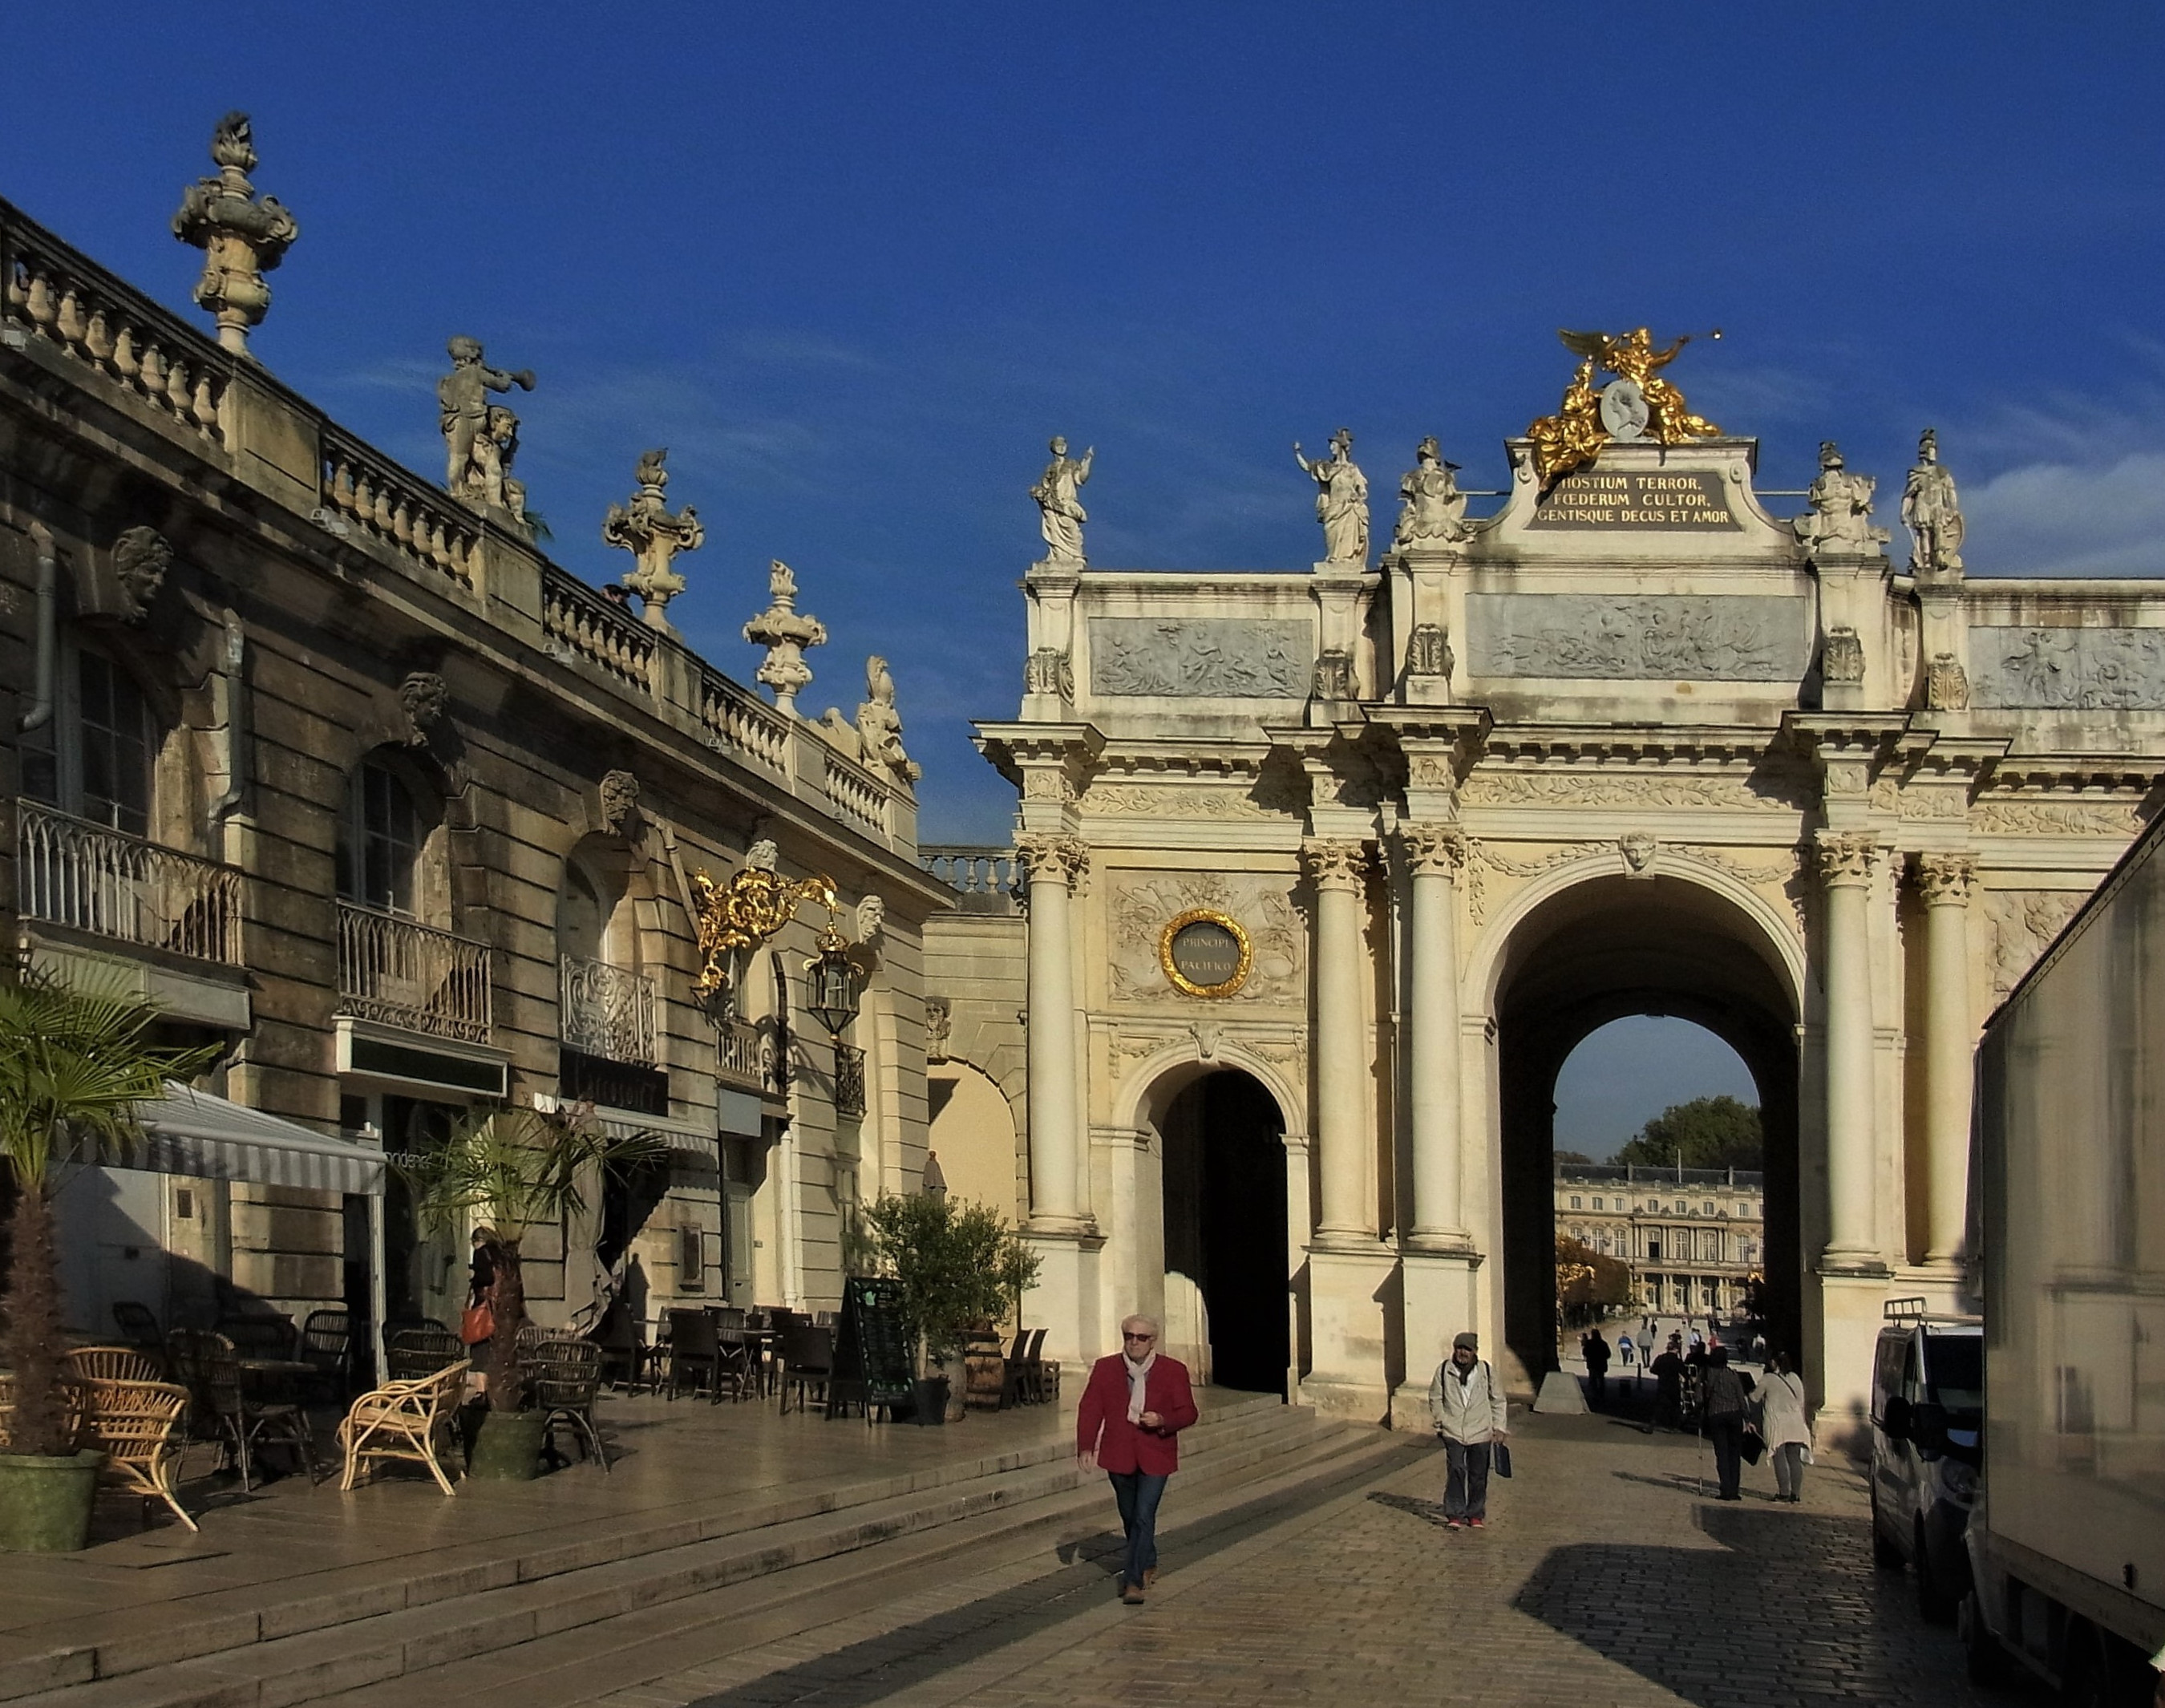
[466,1411,548,1481]
[0,1450,106,1552]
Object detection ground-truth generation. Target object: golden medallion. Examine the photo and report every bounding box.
[1159,909,1252,999]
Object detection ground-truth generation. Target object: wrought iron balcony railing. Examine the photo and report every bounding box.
[558,955,658,1067]
[14,799,243,965]
[335,901,492,1043]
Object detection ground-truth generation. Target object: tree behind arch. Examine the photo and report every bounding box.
[1612,1095,1762,1169]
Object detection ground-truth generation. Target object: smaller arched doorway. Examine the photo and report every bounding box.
[1158,1070,1288,1394]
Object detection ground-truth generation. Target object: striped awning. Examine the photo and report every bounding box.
[133,1083,386,1196]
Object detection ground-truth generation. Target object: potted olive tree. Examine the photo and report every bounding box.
[0,975,212,1551]
[863,1193,1037,1425]
[395,1106,664,1479]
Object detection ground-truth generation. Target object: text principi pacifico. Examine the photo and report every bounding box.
[1159,910,1252,999]
[1525,327,1723,488]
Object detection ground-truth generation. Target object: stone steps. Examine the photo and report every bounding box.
[309,1414,1398,1708]
[10,1394,1331,1707]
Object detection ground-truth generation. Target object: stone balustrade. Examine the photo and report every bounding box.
[699,668,792,778]
[544,565,657,694]
[321,427,480,589]
[822,751,890,837]
[15,799,245,964]
[2,200,228,444]
[919,844,1022,914]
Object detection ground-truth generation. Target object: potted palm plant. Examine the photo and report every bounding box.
[862,1192,1037,1425]
[0,974,213,1551]
[395,1105,664,1479]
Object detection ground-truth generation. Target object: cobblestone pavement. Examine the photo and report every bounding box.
[598,1406,2019,1708]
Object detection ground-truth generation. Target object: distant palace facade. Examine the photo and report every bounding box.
[1554,1160,1766,1321]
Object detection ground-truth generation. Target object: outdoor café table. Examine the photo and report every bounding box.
[236,1357,314,1401]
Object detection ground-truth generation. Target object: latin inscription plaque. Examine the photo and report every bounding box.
[1528,468,1741,531]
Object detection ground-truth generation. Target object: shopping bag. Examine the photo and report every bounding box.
[460,1303,496,1345]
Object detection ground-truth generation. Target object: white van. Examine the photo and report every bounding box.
[1869,1301,1984,1624]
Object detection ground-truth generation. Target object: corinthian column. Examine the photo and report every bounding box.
[1018,834,1088,1228]
[1913,852,1977,1265]
[1304,838,1373,1239]
[1401,824,1468,1245]
[1817,831,1881,1265]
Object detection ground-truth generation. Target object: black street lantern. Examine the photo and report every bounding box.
[805,931,862,1037]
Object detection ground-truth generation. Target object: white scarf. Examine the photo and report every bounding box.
[1124,1350,1156,1424]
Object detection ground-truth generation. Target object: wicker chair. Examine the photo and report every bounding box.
[710,1308,755,1402]
[385,1321,463,1382]
[167,1328,320,1491]
[666,1308,726,1402]
[337,1362,470,1496]
[64,1345,164,1386]
[777,1321,833,1416]
[524,1334,609,1472]
[79,1378,195,1531]
[216,1313,297,1360]
[298,1309,353,1400]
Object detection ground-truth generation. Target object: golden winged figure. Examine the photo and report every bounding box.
[690,864,839,998]
[1526,327,1722,487]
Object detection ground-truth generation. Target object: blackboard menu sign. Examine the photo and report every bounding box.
[828,1276,914,1419]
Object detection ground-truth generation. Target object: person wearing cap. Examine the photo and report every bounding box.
[1077,1313,1198,1606]
[1427,1330,1509,1528]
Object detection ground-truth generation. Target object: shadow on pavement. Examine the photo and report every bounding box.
[1511,1503,2014,1708]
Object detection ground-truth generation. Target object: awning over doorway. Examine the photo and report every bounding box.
[133,1083,386,1197]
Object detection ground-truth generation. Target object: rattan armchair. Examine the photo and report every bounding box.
[79,1378,195,1531]
[522,1332,609,1472]
[337,1362,470,1496]
[64,1345,164,1386]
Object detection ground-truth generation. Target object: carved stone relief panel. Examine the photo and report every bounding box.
[1107,869,1302,1006]
[1973,797,2144,837]
[1971,625,2165,710]
[1084,783,1276,820]
[1088,617,1312,699]
[1461,768,1794,812]
[1987,888,2088,998]
[1465,594,1811,682]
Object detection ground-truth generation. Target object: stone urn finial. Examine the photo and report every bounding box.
[603,448,705,633]
[743,560,828,717]
[172,112,299,357]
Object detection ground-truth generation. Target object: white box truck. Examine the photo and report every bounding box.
[1967,812,2165,1706]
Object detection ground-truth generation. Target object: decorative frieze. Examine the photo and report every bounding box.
[1088,617,1311,699]
[1461,768,1790,812]
[1466,593,1810,682]
[1973,797,2143,837]
[1988,889,2088,997]
[1970,625,2165,710]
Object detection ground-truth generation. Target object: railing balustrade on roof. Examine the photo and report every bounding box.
[320,427,480,589]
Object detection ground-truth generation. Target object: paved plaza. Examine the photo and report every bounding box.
[584,1406,2006,1708]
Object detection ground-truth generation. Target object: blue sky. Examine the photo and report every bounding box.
[1553,1019,1758,1160]
[11,5,2165,848]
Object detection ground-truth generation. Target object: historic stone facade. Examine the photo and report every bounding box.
[1,187,944,1338]
[925,388,2165,1444]
[1555,1161,1766,1319]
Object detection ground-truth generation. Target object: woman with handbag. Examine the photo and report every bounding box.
[463,1226,507,1393]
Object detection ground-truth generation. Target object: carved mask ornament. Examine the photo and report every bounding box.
[597,769,641,836]
[399,671,448,744]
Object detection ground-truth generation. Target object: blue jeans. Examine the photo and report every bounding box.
[1108,1470,1169,1588]
[1443,1438,1491,1520]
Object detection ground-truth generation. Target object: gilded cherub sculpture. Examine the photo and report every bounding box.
[1524,327,1722,486]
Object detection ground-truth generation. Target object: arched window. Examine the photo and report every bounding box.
[338,759,428,917]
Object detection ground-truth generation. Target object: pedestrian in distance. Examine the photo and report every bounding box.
[1617,1330,1636,1371]
[1076,1313,1198,1606]
[1699,1346,1753,1500]
[1651,1333,1685,1430]
[1428,1331,1509,1528]
[1581,1327,1611,1406]
[1757,1350,1812,1502]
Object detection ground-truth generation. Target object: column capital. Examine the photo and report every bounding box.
[1911,850,1977,905]
[1015,832,1089,885]
[1812,828,1882,885]
[1395,822,1467,876]
[1301,836,1374,892]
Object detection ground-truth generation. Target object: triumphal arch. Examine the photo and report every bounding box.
[957,334,2165,1435]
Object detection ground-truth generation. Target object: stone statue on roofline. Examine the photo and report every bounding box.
[1031,436,1095,565]
[1901,428,1965,581]
[1394,435,1468,549]
[439,337,536,517]
[172,112,299,357]
[856,654,921,786]
[1293,427,1369,565]
[1793,440,1890,561]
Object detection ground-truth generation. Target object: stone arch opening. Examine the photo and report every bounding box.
[1490,873,1802,1387]
[1153,1067,1289,1395]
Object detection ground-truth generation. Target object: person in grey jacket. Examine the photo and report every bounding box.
[1427,1331,1509,1528]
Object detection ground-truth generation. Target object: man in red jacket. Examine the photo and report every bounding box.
[1077,1314,1199,1605]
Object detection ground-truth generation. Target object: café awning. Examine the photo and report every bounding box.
[134,1083,386,1197]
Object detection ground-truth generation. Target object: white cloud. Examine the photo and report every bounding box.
[1963,451,2165,577]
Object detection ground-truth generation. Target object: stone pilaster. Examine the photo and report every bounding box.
[1912,852,1977,1266]
[1017,832,1090,1232]
[1302,836,1374,1240]
[1398,824,1469,1247]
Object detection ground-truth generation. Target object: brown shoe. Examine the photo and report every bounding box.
[1143,1568,1158,1588]
[1123,1582,1146,1605]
